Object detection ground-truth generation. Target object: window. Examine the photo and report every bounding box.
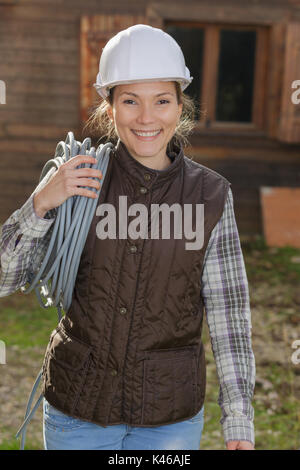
[165,25,204,120]
[165,22,269,132]
[216,29,256,122]
[80,12,300,143]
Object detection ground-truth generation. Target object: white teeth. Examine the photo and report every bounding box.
[133,130,161,137]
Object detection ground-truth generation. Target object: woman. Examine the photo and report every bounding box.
[0,25,255,450]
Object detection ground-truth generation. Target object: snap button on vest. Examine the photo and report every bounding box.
[140,186,147,194]
[120,307,127,315]
[110,369,118,376]
[143,173,151,181]
[130,245,137,253]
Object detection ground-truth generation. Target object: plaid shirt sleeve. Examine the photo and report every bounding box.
[201,186,256,447]
[0,175,57,298]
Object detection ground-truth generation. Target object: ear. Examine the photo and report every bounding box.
[178,102,183,121]
[106,103,113,122]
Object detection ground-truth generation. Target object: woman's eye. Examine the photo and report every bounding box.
[123,99,170,105]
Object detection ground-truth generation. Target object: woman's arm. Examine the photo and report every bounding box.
[0,153,102,298]
[0,190,57,298]
[201,186,256,447]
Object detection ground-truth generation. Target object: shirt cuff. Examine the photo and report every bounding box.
[18,193,56,238]
[222,416,255,446]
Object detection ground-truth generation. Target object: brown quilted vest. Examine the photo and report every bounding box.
[42,138,231,427]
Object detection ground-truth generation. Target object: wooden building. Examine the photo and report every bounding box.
[0,0,300,237]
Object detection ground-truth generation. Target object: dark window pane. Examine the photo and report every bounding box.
[216,30,256,122]
[165,25,203,119]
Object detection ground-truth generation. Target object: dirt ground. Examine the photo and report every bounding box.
[0,344,45,448]
[0,279,300,450]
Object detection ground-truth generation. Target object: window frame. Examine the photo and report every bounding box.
[80,7,295,142]
[146,2,289,140]
[165,20,270,134]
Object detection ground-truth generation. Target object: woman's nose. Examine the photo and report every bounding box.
[136,104,155,124]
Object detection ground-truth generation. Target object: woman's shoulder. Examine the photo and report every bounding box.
[183,154,231,186]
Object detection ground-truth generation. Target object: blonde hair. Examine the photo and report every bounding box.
[83,82,199,149]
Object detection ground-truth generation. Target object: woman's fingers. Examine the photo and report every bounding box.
[64,154,98,168]
[33,155,103,214]
[68,167,103,179]
[72,177,101,190]
[62,155,103,180]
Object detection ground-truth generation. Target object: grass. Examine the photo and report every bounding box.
[0,235,300,450]
[0,438,42,450]
[242,235,300,283]
[1,303,58,349]
[203,235,300,450]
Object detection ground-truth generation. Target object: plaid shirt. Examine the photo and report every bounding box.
[0,173,255,447]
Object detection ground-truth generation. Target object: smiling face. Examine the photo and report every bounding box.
[106,81,183,169]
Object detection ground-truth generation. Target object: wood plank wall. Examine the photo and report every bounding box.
[0,0,300,237]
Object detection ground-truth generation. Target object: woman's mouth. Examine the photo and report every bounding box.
[132,129,162,141]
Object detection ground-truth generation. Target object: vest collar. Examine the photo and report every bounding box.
[112,138,184,188]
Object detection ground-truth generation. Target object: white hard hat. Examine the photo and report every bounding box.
[93,24,193,99]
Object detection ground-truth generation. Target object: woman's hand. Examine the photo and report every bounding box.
[226,440,255,450]
[33,155,103,218]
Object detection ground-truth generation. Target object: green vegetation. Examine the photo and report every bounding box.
[1,304,58,349]
[0,235,299,450]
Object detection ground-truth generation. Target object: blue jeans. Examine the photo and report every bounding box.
[43,398,204,450]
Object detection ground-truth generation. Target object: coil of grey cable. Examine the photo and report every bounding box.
[20,131,113,320]
[15,131,113,449]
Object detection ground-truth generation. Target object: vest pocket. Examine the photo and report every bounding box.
[141,345,198,425]
[42,326,92,414]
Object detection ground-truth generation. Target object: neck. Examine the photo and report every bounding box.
[132,153,172,171]
[120,141,173,171]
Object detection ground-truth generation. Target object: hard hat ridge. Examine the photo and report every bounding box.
[93,24,193,99]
